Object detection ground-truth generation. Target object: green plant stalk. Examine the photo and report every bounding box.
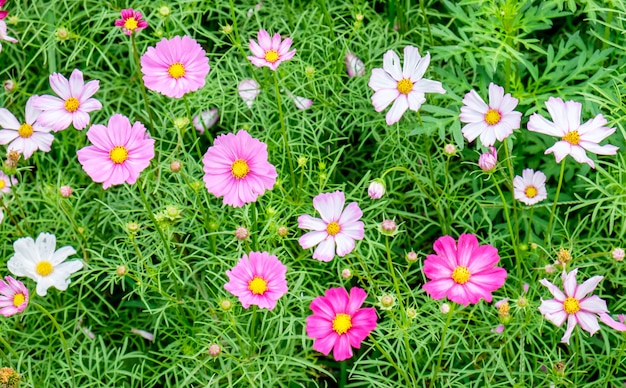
[492,174,522,281]
[503,141,520,246]
[0,197,26,236]
[228,0,248,60]
[273,70,298,200]
[420,0,433,45]
[183,95,207,159]
[545,160,566,246]
[131,34,155,134]
[432,302,456,384]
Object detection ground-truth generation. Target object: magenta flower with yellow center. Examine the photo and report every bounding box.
[0,276,29,317]
[141,35,210,98]
[0,95,54,159]
[114,8,148,36]
[247,29,296,70]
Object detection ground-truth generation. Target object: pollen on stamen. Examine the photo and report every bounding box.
[326,222,341,236]
[124,17,138,31]
[397,78,413,95]
[484,109,502,125]
[332,313,352,335]
[65,97,80,113]
[168,62,186,79]
[563,297,580,314]
[110,146,129,164]
[18,123,34,138]
[524,186,538,198]
[451,266,471,284]
[562,130,580,145]
[231,159,250,179]
[264,50,279,63]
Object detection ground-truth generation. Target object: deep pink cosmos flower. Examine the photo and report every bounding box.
[33,69,102,131]
[423,234,507,306]
[0,95,54,159]
[202,130,277,208]
[224,251,288,310]
[306,287,377,361]
[0,0,7,20]
[298,191,365,262]
[539,268,626,345]
[527,97,618,168]
[0,276,28,317]
[141,35,210,98]
[76,114,155,189]
[114,8,148,36]
[247,29,296,71]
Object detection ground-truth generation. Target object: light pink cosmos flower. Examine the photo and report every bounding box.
[33,69,102,131]
[298,191,365,262]
[247,29,296,71]
[368,46,446,125]
[0,19,17,53]
[345,51,365,77]
[538,268,626,345]
[423,234,507,306]
[0,171,16,195]
[460,83,522,147]
[527,97,618,168]
[306,287,377,361]
[202,130,277,208]
[0,95,54,159]
[285,89,313,110]
[114,8,148,36]
[238,78,261,108]
[192,109,219,134]
[478,146,497,172]
[367,180,385,199]
[141,35,210,98]
[224,251,288,310]
[131,328,154,341]
[0,276,28,317]
[76,114,155,189]
[513,168,547,206]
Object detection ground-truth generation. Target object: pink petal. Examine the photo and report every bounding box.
[312,238,335,262]
[385,95,408,125]
[561,315,577,344]
[575,311,600,335]
[574,275,603,300]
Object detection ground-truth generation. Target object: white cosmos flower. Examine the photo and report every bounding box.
[0,95,54,159]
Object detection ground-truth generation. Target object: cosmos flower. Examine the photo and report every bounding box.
[0,171,16,195]
[513,168,547,206]
[0,276,28,317]
[345,51,365,77]
[0,95,54,159]
[247,29,295,70]
[114,8,148,36]
[238,78,261,108]
[192,109,219,133]
[0,20,17,53]
[478,146,497,172]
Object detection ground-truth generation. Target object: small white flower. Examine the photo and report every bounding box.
[513,168,548,206]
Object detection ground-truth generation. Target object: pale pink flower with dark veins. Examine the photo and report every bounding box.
[527,97,618,168]
[247,29,295,70]
[0,95,54,159]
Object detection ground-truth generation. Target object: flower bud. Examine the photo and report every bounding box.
[3,80,16,93]
[170,160,182,173]
[277,226,288,237]
[478,146,497,172]
[406,251,418,263]
[116,265,128,276]
[126,221,140,233]
[378,294,396,310]
[341,268,352,279]
[379,219,397,236]
[60,185,72,197]
[219,299,232,310]
[158,6,171,17]
[612,247,625,261]
[443,144,456,156]
[221,24,232,34]
[208,344,221,357]
[173,117,189,130]
[368,180,385,199]
[440,303,450,314]
[345,51,365,77]
[407,307,417,319]
[235,226,249,240]
[56,27,70,40]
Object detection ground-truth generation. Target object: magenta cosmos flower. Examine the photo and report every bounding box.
[513,168,547,206]
[527,97,618,168]
[368,46,446,125]
[76,114,155,189]
[0,276,28,317]
[114,8,148,36]
[0,95,54,159]
[202,130,277,208]
[0,0,7,20]
[460,83,522,147]
[33,69,102,131]
[298,191,365,262]
[224,251,288,310]
[423,234,507,306]
[539,268,626,345]
[141,35,210,98]
[306,287,377,361]
[247,29,296,70]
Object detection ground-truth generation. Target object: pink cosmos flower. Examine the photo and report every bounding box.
[478,146,497,172]
[238,78,261,108]
[0,0,7,20]
[345,51,365,77]
[202,130,277,208]
[247,29,296,70]
[422,234,507,306]
[0,171,16,195]
[298,191,365,262]
[0,95,54,159]
[306,287,377,361]
[368,46,446,125]
[0,20,17,53]
[460,83,522,147]
[285,89,313,110]
[538,268,626,345]
[224,251,288,310]
[192,109,219,134]
[0,276,28,317]
[513,168,547,206]
[114,8,148,36]
[527,97,618,168]
[141,35,210,98]
[76,114,155,189]
[33,69,102,131]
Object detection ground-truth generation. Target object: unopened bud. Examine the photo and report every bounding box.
[440,303,450,314]
[443,144,456,156]
[341,268,351,279]
[3,80,16,93]
[60,185,72,197]
[406,251,418,263]
[158,6,171,17]
[56,27,70,40]
[368,180,385,199]
[170,160,182,172]
[277,226,288,237]
[116,265,127,276]
[612,248,625,261]
[219,299,232,310]
[235,227,249,240]
[208,344,221,357]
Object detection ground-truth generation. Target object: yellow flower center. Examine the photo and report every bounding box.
[451,266,471,284]
[168,62,186,79]
[64,97,80,113]
[498,302,510,316]
[35,261,54,276]
[13,293,25,307]
[397,78,414,95]
[326,221,341,236]
[264,50,279,63]
[231,159,250,179]
[124,17,139,31]
[0,180,5,189]
[484,109,501,125]
[18,123,34,138]
[563,297,580,314]
[562,130,580,145]
[248,276,268,295]
[109,146,129,164]
[332,313,352,335]
[524,185,538,198]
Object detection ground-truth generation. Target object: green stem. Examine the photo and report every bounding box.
[0,198,26,236]
[432,302,455,385]
[183,95,207,159]
[273,70,298,200]
[420,0,433,46]
[228,0,248,59]
[131,34,155,134]
[503,141,520,245]
[545,161,566,246]
[492,174,522,281]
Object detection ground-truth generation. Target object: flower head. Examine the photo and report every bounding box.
[247,29,295,70]
[538,268,626,344]
[422,234,507,306]
[527,97,618,168]
[345,51,365,77]
[368,46,445,125]
[0,276,28,317]
[202,130,277,207]
[306,287,377,361]
[0,170,16,194]
[0,0,7,20]
[0,20,17,53]
[114,8,148,36]
[367,180,385,199]
[76,114,155,189]
[192,109,219,134]
[141,35,210,98]
[224,251,288,310]
[612,248,625,261]
[0,95,54,159]
[460,83,522,147]
[33,69,102,131]
[7,232,82,296]
[513,168,547,206]
[478,146,498,172]
[298,191,365,262]
[238,78,261,108]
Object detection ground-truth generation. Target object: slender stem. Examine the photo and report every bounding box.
[273,70,297,199]
[545,161,566,246]
[385,236,403,307]
[0,198,25,235]
[183,95,206,159]
[492,174,522,280]
[339,360,347,388]
[131,34,155,134]
[420,0,433,46]
[432,302,455,384]
[503,141,520,245]
[228,0,248,59]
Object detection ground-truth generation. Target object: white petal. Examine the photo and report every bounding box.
[385,95,409,125]
[382,49,402,81]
